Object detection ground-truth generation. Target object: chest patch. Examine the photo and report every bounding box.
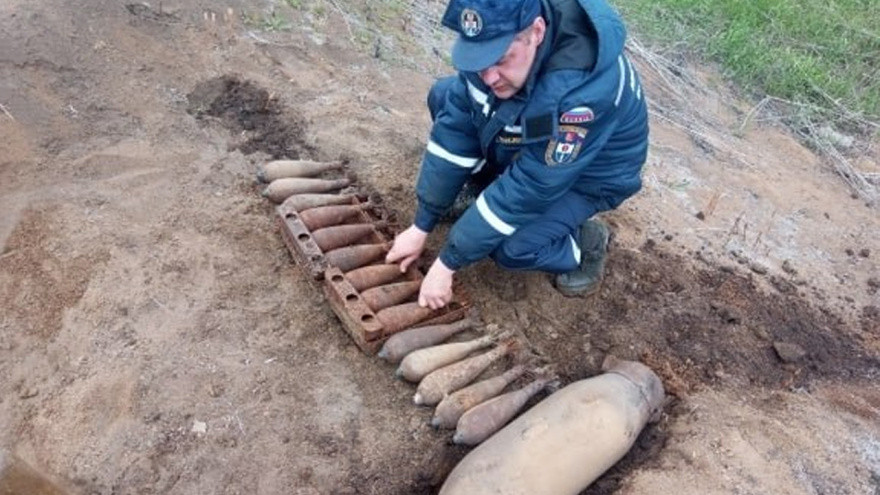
[560,106,595,124]
[545,125,588,166]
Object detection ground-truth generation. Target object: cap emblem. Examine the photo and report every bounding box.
[460,9,482,38]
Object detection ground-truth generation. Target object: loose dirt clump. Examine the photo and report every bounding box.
[519,240,880,395]
[187,75,312,159]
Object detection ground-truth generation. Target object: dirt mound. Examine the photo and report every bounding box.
[188,75,312,159]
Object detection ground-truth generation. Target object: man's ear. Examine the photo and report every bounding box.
[532,16,547,45]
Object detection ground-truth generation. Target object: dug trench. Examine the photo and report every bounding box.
[187,76,880,494]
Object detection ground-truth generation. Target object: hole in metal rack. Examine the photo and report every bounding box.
[297,233,310,241]
[310,255,322,262]
[285,212,298,219]
[361,314,375,323]
[331,274,344,283]
[346,293,358,302]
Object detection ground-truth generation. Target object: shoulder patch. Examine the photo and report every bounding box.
[560,106,595,124]
[545,125,588,166]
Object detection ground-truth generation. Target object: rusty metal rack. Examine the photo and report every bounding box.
[274,193,470,354]
[274,194,381,280]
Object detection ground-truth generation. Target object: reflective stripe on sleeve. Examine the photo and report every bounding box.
[426,140,481,168]
[476,193,516,236]
[614,56,626,107]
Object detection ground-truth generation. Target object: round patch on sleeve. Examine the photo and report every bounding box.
[545,125,588,166]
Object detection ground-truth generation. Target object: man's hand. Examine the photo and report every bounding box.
[419,259,455,309]
[385,225,428,272]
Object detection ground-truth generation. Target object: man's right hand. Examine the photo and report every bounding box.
[385,225,429,272]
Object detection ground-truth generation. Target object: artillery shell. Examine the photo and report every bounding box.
[452,377,550,446]
[299,203,371,230]
[257,159,344,182]
[375,302,435,335]
[344,264,404,292]
[324,243,390,272]
[281,193,356,212]
[360,280,422,312]
[414,341,516,406]
[396,334,496,383]
[377,318,475,363]
[432,365,526,429]
[311,223,378,252]
[262,177,351,203]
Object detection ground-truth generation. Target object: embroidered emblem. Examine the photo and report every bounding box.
[460,9,482,38]
[560,106,595,124]
[545,125,588,166]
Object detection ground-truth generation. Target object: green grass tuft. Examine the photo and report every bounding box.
[617,0,880,121]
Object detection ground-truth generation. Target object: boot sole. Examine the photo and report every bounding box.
[555,277,604,298]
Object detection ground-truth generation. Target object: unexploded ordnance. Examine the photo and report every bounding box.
[438,357,665,495]
[360,280,422,312]
[377,318,475,363]
[311,223,380,252]
[432,365,526,429]
[257,159,344,182]
[298,203,371,230]
[262,177,350,203]
[280,193,355,212]
[323,243,390,272]
[452,376,551,446]
[396,334,496,383]
[414,340,516,406]
[375,302,435,335]
[344,264,404,292]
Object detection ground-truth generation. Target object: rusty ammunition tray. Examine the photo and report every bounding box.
[323,266,470,354]
[274,191,470,355]
[275,195,388,280]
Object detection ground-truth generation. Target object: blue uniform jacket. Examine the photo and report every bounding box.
[414,0,649,271]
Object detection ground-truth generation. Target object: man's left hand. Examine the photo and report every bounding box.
[419,259,455,309]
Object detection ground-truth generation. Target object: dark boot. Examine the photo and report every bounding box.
[555,219,609,297]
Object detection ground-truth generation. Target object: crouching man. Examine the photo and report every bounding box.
[387,0,649,308]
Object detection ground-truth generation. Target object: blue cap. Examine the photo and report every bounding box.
[441,0,542,72]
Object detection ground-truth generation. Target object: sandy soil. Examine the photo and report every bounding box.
[1,1,877,494]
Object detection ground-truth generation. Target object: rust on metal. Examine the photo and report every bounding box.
[275,202,330,280]
[323,266,385,353]
[268,173,472,354]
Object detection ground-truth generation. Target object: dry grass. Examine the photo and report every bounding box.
[626,37,878,205]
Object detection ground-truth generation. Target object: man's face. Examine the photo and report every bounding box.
[478,19,545,99]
